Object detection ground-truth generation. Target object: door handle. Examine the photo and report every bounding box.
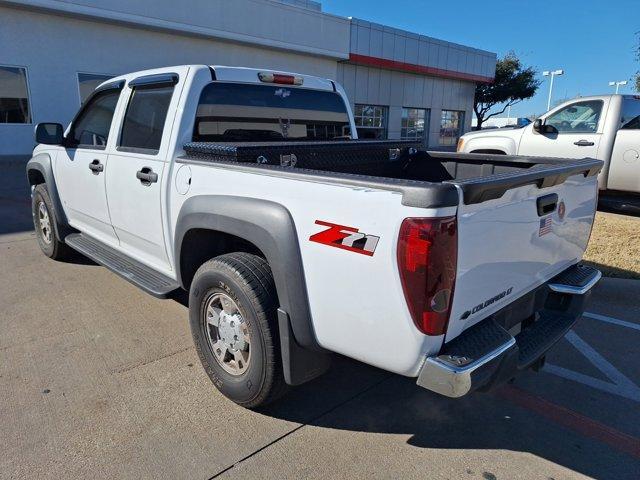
[537,193,558,216]
[574,140,595,146]
[89,159,104,174]
[136,167,158,186]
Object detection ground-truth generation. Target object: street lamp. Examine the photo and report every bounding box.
[608,80,628,94]
[543,69,564,111]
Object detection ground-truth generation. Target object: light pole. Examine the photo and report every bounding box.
[543,69,564,111]
[608,80,628,93]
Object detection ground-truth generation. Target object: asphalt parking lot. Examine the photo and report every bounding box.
[1,161,639,479]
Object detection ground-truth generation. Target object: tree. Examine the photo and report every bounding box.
[473,52,541,130]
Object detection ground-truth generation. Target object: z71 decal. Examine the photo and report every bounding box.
[309,220,380,256]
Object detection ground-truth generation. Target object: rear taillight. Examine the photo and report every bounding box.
[258,72,303,85]
[397,217,458,336]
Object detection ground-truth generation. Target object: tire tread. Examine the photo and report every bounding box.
[192,252,287,407]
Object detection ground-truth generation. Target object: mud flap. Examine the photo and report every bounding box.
[277,309,332,386]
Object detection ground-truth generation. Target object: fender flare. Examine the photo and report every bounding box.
[174,195,318,350]
[464,136,516,155]
[26,153,72,240]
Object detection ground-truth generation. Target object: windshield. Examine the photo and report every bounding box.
[193,82,351,142]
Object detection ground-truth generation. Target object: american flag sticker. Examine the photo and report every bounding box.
[539,216,553,236]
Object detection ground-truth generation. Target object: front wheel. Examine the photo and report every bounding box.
[32,184,72,260]
[189,252,287,408]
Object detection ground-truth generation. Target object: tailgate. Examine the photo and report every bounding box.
[446,168,600,342]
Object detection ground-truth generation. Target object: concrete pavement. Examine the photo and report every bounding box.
[1,161,639,479]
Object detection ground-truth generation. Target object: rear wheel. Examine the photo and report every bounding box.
[189,252,287,408]
[32,184,72,260]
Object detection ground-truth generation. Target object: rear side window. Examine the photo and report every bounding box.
[193,82,351,142]
[69,88,120,148]
[620,99,640,130]
[119,85,173,154]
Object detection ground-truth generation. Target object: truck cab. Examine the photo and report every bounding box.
[459,95,640,195]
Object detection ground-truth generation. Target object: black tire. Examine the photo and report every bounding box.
[32,184,72,260]
[189,252,287,408]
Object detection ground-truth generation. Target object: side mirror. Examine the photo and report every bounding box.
[532,119,558,135]
[533,119,543,133]
[35,123,64,145]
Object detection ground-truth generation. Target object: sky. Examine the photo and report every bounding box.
[321,0,639,118]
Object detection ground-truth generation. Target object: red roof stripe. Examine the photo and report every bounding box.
[346,53,494,84]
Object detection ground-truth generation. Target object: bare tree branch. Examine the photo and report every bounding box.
[482,99,523,122]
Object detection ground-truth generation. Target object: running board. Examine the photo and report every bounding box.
[65,233,180,298]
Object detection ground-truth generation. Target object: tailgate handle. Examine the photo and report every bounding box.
[537,193,558,216]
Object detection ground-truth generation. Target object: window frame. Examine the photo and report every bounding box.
[0,63,33,125]
[401,107,429,143]
[544,100,604,135]
[439,109,465,146]
[76,72,115,106]
[116,82,177,157]
[65,82,124,150]
[353,104,389,139]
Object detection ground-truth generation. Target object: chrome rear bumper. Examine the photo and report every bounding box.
[417,264,600,398]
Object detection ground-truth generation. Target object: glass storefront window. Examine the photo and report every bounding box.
[0,66,31,123]
[439,110,464,146]
[354,104,388,139]
[78,73,114,104]
[401,108,428,142]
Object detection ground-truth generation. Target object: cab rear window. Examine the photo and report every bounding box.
[193,82,351,142]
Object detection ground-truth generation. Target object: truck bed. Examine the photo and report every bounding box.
[182,140,603,206]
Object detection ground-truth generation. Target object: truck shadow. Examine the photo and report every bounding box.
[255,355,638,480]
[598,195,640,217]
[583,261,640,281]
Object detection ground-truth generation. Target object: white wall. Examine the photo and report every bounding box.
[1,0,350,58]
[0,5,342,156]
[338,63,476,148]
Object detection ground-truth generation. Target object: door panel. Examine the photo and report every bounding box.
[518,128,600,160]
[104,81,177,273]
[55,149,117,242]
[54,87,122,244]
[518,99,604,160]
[607,130,640,192]
[105,155,169,269]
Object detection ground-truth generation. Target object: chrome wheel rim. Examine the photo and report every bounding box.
[204,292,251,376]
[37,201,52,245]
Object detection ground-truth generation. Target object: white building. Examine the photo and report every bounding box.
[0,0,496,160]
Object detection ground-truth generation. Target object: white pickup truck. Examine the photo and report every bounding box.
[28,65,603,408]
[458,95,640,196]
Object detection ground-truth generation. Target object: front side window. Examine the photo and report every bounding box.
[354,104,388,139]
[401,108,428,142]
[440,110,464,146]
[0,65,31,123]
[78,73,114,104]
[119,85,174,154]
[620,98,640,130]
[194,83,351,142]
[545,100,603,133]
[69,88,120,148]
